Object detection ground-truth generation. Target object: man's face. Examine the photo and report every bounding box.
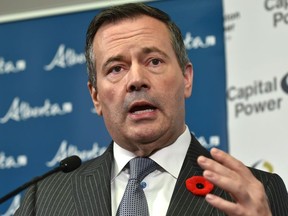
[88,15,193,156]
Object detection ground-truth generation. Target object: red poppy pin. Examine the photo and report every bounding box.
[186,176,214,196]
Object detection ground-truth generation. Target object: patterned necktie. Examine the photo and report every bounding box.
[116,157,158,216]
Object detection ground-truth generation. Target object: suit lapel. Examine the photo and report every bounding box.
[166,134,225,216]
[70,135,227,215]
[73,144,113,216]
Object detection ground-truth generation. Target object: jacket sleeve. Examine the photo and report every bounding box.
[14,185,36,216]
[266,173,288,215]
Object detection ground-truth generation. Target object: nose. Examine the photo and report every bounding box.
[126,64,150,92]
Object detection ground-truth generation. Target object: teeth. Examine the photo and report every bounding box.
[133,109,154,114]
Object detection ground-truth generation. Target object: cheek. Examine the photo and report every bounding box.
[98,87,121,115]
[107,88,116,100]
[167,78,186,108]
[160,75,185,96]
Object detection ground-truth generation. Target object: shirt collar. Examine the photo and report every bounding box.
[112,142,135,181]
[111,126,191,180]
[150,126,191,178]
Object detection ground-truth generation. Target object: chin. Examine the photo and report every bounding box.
[131,128,159,141]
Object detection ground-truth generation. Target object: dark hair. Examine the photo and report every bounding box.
[85,3,189,88]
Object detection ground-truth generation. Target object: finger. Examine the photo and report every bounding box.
[197,156,251,200]
[205,193,244,216]
[206,191,272,216]
[197,155,231,178]
[209,148,251,176]
[202,169,241,195]
[197,156,240,194]
[199,156,265,203]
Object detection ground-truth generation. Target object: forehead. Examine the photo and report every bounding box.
[92,15,173,58]
[96,15,170,38]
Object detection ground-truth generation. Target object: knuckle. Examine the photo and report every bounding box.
[233,206,245,216]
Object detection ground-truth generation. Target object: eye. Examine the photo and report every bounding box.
[151,58,161,66]
[149,58,163,67]
[109,65,123,74]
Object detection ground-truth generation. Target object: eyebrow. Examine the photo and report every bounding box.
[102,46,169,70]
[142,46,169,59]
[102,55,125,71]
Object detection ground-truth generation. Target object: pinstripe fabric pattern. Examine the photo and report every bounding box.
[15,136,288,215]
[166,134,227,216]
[249,168,288,216]
[166,135,288,216]
[14,144,114,216]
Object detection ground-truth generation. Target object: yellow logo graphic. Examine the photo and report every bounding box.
[252,160,274,173]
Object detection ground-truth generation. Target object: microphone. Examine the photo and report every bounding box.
[0,155,81,204]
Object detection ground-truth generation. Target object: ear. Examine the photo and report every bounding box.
[87,82,103,116]
[183,63,193,98]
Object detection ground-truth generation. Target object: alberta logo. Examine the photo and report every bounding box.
[46,140,107,167]
[1,194,20,216]
[0,97,73,124]
[0,57,26,75]
[184,32,216,49]
[0,152,27,169]
[44,44,85,71]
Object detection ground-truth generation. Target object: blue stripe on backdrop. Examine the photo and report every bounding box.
[0,0,226,214]
[152,0,227,151]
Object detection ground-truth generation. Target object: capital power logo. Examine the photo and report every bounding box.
[252,159,274,173]
[227,73,288,118]
[264,0,288,27]
[281,73,288,93]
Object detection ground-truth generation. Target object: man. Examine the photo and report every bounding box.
[15,3,288,216]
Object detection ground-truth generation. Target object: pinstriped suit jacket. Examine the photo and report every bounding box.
[15,134,288,215]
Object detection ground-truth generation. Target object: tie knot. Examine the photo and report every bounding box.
[129,157,157,182]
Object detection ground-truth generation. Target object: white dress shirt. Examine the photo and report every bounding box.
[111,126,191,216]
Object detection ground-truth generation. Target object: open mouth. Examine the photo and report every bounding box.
[129,102,157,115]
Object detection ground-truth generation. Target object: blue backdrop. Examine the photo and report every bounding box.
[0,0,227,214]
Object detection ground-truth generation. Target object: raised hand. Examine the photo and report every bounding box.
[197,148,272,216]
